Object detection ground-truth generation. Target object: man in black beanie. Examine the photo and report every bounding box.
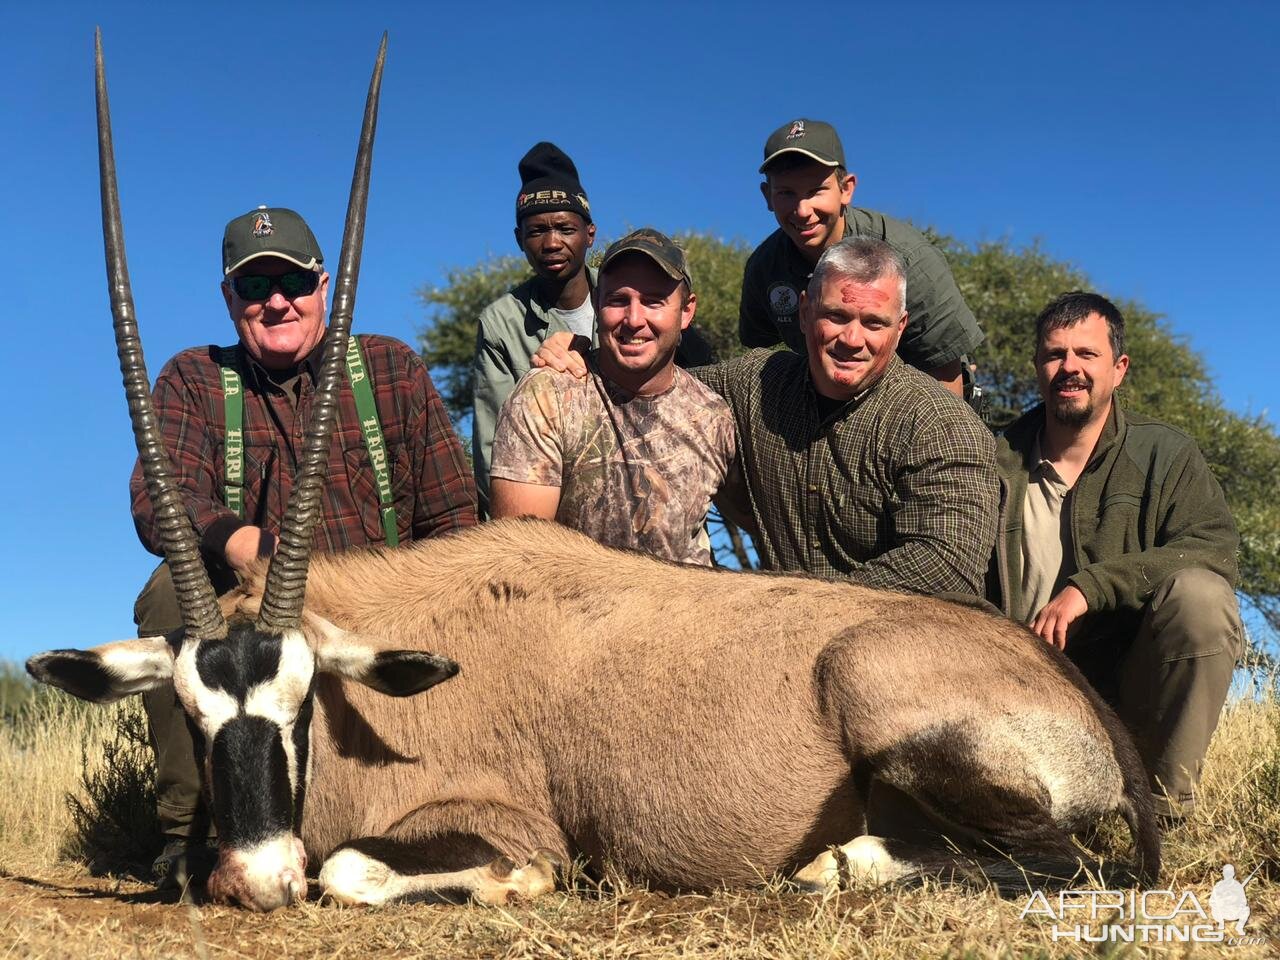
[472,142,715,516]
[472,142,598,514]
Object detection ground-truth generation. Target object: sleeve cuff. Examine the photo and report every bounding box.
[202,515,250,565]
[1067,570,1105,612]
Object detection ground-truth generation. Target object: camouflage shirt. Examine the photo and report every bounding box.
[490,360,735,566]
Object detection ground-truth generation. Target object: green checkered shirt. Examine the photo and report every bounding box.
[694,350,998,596]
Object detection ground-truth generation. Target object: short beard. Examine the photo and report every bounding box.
[1049,397,1094,427]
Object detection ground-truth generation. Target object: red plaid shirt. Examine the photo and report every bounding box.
[130,334,477,565]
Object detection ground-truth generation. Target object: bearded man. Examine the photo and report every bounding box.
[987,291,1243,821]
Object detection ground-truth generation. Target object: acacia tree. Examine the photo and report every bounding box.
[418,232,1279,649]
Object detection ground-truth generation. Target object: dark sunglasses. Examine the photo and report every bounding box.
[230,270,320,302]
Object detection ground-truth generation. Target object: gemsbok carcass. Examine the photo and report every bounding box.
[27,32,1159,912]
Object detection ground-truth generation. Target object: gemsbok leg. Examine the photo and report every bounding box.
[318,800,568,906]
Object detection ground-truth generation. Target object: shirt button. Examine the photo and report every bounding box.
[807,484,817,493]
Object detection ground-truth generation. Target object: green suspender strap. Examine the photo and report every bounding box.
[343,337,399,547]
[218,348,246,519]
[218,339,399,546]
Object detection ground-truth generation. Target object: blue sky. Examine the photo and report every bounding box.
[1,1,1276,662]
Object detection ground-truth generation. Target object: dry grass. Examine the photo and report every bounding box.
[0,681,1276,959]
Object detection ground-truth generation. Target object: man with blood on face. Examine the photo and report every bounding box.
[739,118,985,407]
[987,291,1243,822]
[129,205,476,889]
[489,229,735,567]
[532,236,997,597]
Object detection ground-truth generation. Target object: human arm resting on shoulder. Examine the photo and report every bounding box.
[1066,442,1239,614]
[854,407,999,596]
[129,352,251,567]
[531,332,590,379]
[402,346,478,537]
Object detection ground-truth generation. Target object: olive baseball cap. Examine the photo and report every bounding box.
[759,118,846,173]
[222,206,324,275]
[600,228,693,290]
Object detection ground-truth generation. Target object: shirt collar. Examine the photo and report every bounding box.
[804,352,905,421]
[1029,432,1068,486]
[239,336,327,391]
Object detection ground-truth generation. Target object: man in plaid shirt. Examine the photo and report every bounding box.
[695,236,997,596]
[535,236,996,596]
[130,206,476,886]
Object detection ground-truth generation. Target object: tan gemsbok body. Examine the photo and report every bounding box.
[27,33,1159,911]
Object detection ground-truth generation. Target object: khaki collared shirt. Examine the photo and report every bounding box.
[1016,434,1076,623]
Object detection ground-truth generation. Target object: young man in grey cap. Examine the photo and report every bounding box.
[472,142,714,516]
[132,205,476,887]
[741,118,984,401]
[489,228,734,565]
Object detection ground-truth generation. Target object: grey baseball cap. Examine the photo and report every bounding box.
[599,228,693,290]
[222,206,324,275]
[759,118,846,173]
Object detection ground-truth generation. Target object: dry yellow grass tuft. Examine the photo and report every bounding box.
[0,684,1276,958]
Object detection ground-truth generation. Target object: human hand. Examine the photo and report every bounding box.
[1030,585,1088,650]
[531,332,589,379]
[224,525,277,576]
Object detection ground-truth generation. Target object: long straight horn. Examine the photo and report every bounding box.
[96,29,226,641]
[256,34,387,633]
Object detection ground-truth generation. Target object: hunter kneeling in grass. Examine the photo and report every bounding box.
[987,291,1243,823]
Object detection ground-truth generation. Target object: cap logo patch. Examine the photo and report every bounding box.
[518,189,570,208]
[576,193,591,214]
[252,212,274,238]
[786,120,806,140]
[768,282,800,320]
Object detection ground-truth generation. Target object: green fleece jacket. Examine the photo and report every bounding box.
[988,401,1239,627]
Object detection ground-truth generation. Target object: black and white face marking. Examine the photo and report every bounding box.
[26,612,459,911]
[172,618,318,846]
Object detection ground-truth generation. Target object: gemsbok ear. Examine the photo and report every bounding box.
[305,611,460,698]
[26,637,175,703]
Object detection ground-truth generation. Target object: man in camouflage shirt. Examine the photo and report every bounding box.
[535,236,997,596]
[490,229,734,565]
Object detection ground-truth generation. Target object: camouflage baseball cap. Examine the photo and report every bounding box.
[222,206,324,275]
[759,118,845,173]
[599,228,693,290]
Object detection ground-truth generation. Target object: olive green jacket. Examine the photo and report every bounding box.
[988,401,1239,629]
